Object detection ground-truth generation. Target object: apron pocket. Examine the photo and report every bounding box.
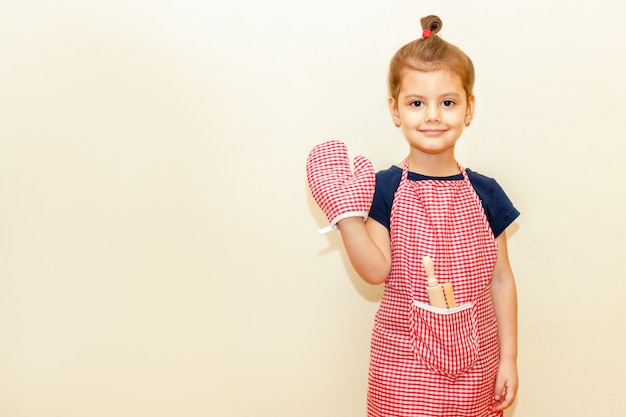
[412,301,478,381]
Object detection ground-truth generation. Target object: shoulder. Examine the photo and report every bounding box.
[369,166,402,230]
[466,168,520,237]
[375,165,402,182]
[374,165,404,199]
[466,168,501,191]
[466,168,512,203]
[374,165,403,196]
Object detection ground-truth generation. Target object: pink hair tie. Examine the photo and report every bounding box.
[422,29,432,38]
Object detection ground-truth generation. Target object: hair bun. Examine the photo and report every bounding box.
[420,15,442,36]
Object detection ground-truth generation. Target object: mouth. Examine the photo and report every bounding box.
[419,129,447,137]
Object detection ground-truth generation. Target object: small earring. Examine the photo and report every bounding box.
[465,121,471,127]
[395,122,401,128]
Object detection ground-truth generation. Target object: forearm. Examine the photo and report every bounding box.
[338,217,391,285]
[491,277,518,361]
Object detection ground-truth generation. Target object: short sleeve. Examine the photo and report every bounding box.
[368,167,402,230]
[467,170,520,237]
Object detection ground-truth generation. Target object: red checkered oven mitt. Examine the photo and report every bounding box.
[306,140,375,234]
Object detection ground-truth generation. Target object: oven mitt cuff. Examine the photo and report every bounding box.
[306,140,375,235]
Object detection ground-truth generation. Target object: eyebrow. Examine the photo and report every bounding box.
[403,92,462,99]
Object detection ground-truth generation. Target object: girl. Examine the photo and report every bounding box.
[306,15,519,416]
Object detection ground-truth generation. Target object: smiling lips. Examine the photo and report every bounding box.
[419,128,448,137]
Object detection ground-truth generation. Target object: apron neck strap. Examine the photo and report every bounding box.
[457,162,466,175]
[457,162,471,184]
[401,159,468,183]
[401,158,410,182]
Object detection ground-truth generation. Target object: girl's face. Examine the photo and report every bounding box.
[389,69,474,162]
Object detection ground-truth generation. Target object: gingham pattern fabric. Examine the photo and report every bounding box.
[412,301,479,380]
[367,159,501,417]
[306,140,375,233]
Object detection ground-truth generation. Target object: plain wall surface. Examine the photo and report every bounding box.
[1,0,625,416]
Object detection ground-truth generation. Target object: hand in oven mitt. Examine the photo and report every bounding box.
[306,140,375,234]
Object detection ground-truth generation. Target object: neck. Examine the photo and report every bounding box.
[404,151,460,177]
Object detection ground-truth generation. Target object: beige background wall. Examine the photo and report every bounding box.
[1,0,625,416]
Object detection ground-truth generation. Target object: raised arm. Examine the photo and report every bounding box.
[306,140,391,285]
[338,217,391,285]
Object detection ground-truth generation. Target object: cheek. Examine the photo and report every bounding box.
[449,108,469,123]
[400,109,419,120]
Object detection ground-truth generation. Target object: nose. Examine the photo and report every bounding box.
[425,104,441,123]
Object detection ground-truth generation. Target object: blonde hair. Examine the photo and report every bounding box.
[388,15,475,100]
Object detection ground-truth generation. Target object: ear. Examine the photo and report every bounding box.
[464,95,475,126]
[388,96,400,126]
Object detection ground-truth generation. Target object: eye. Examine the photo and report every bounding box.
[409,100,423,108]
[442,100,456,107]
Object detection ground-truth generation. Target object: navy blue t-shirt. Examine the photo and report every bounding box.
[369,166,520,238]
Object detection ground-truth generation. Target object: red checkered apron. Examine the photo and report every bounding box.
[367,160,501,417]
